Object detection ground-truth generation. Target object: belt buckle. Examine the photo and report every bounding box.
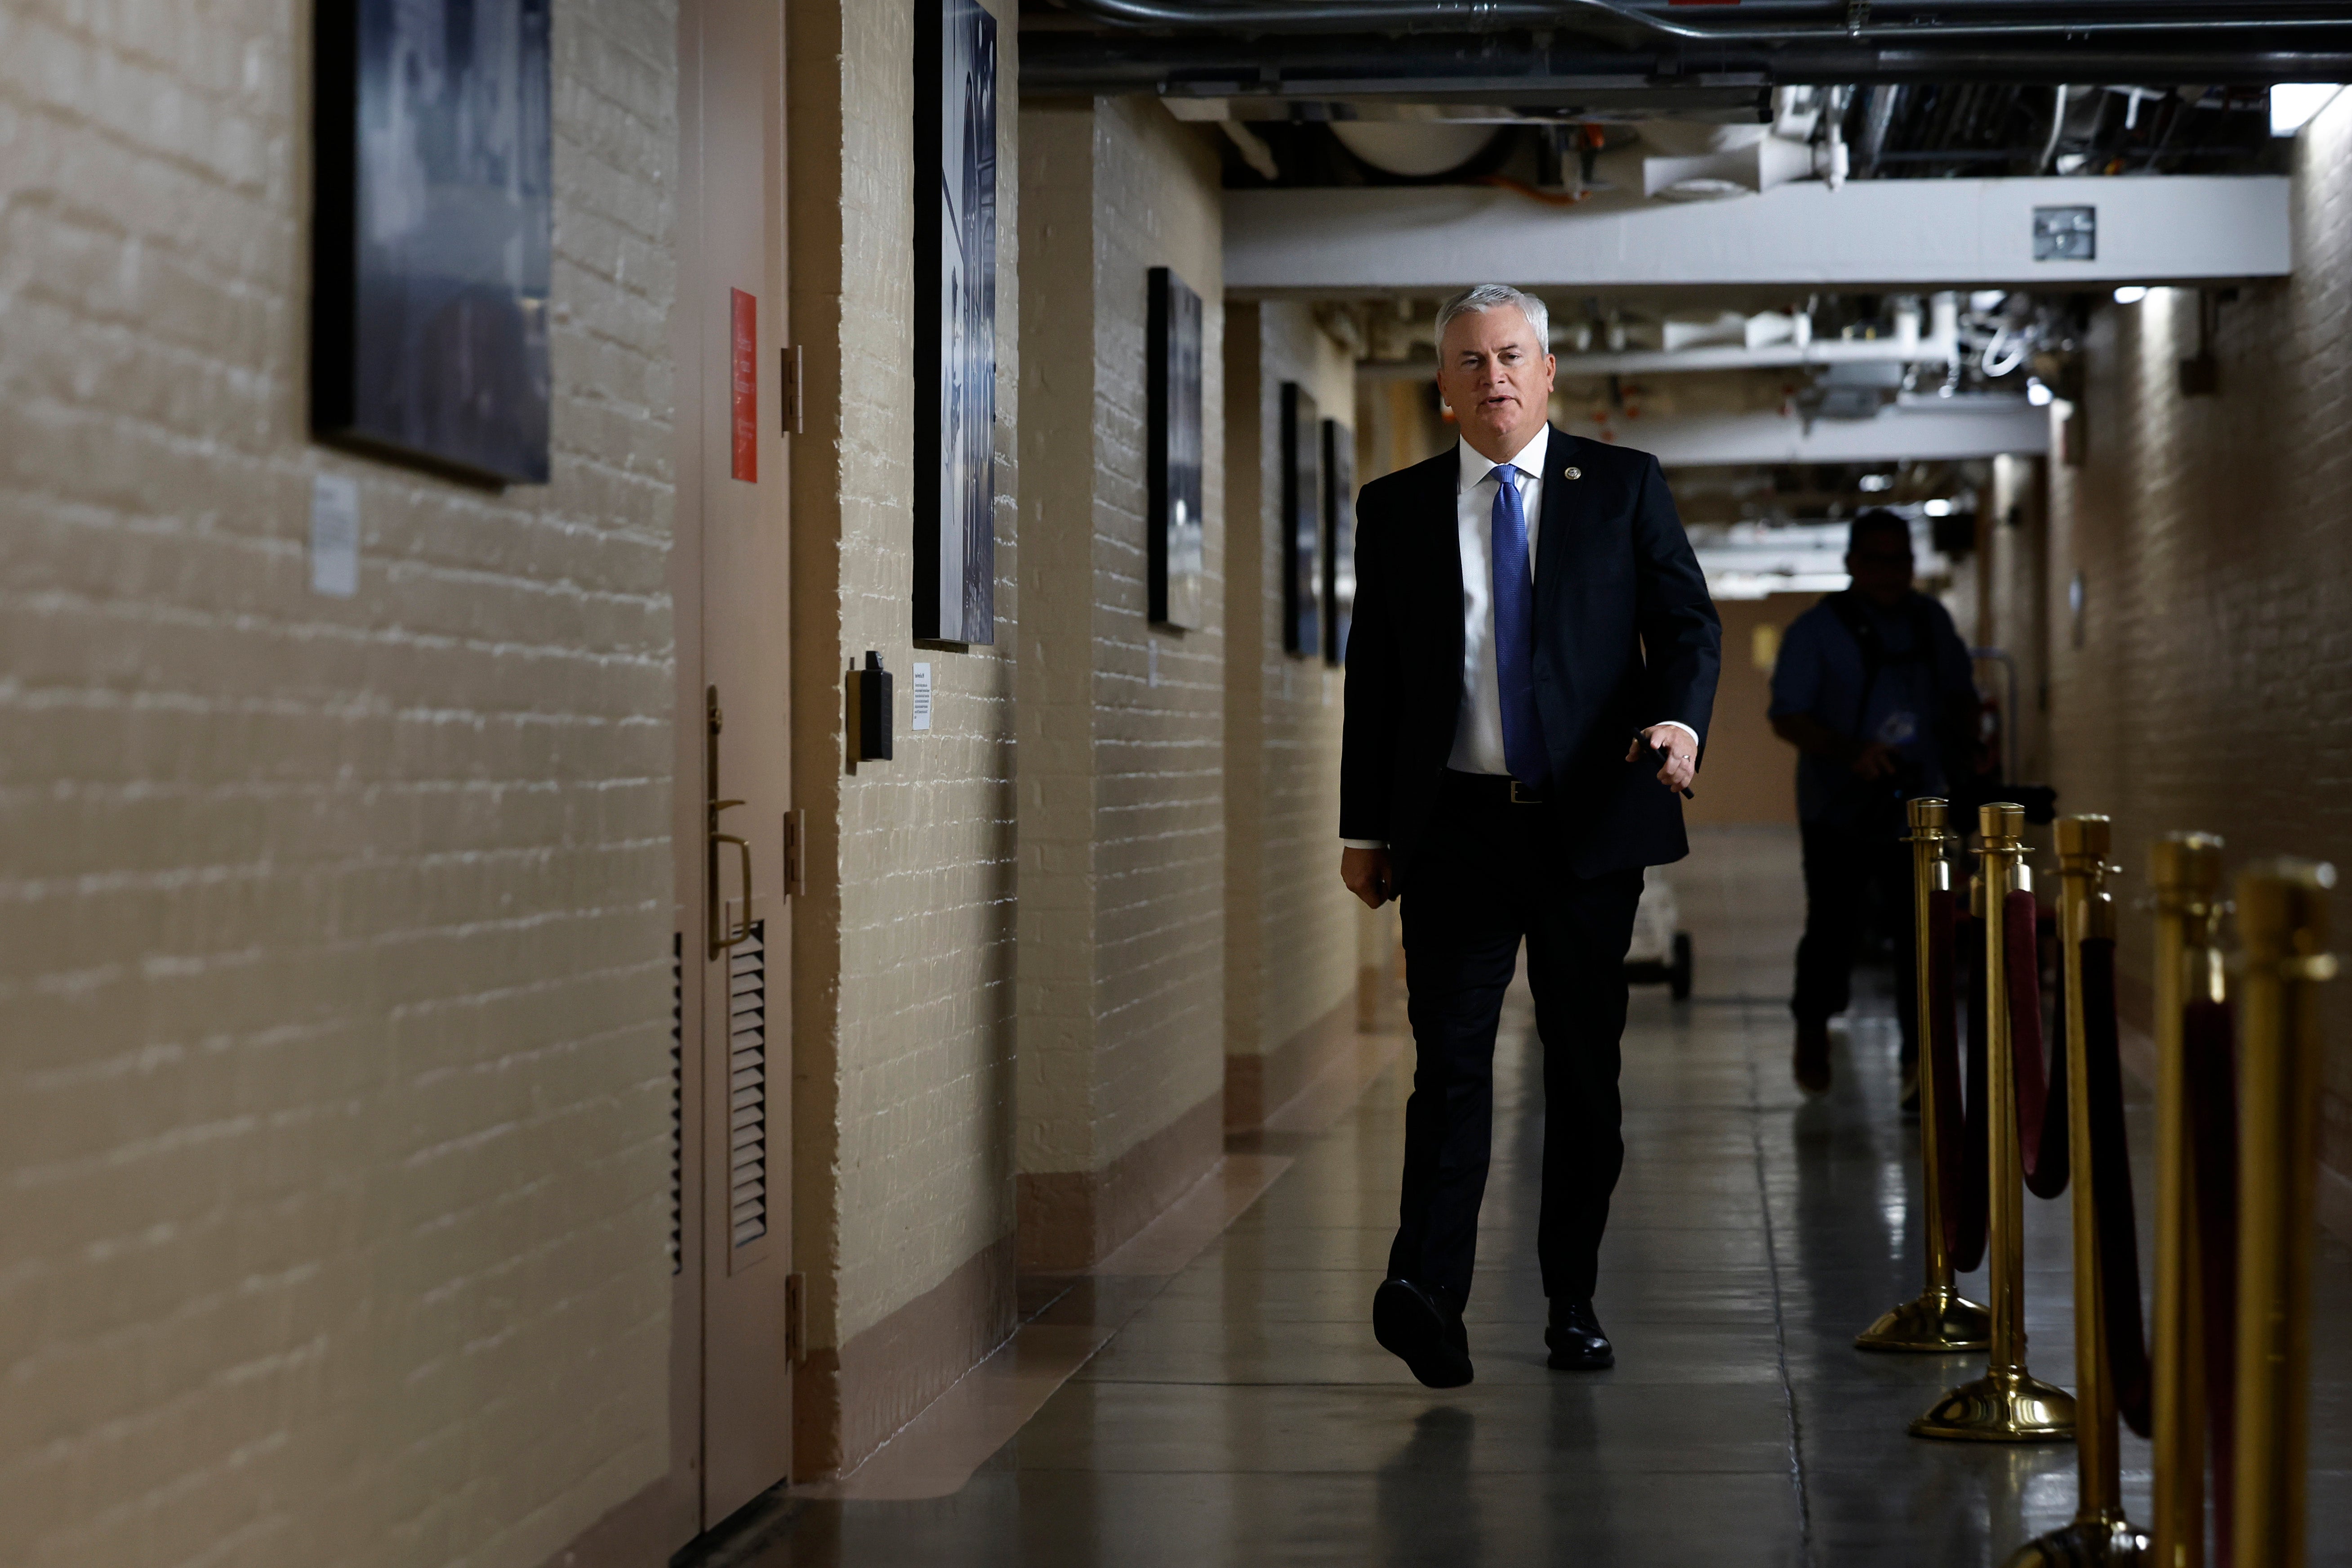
[1509,780,1542,806]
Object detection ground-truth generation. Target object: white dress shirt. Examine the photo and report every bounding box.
[1448,427,1550,778]
[1340,428,1695,850]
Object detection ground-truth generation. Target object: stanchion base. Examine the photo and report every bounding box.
[2000,1514,2147,1566]
[1854,1285,1992,1352]
[1910,1368,2077,1442]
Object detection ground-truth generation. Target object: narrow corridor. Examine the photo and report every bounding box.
[759,829,2351,1568]
[21,15,2352,1562]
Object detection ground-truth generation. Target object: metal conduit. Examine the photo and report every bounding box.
[1024,34,2352,91]
[1052,0,2352,42]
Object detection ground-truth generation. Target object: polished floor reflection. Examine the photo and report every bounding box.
[759,827,2352,1567]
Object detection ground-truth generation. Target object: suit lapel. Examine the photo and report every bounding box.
[1531,425,1586,731]
[1532,423,1572,619]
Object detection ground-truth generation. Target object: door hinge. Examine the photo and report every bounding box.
[780,345,803,436]
[783,806,806,898]
[784,1271,808,1365]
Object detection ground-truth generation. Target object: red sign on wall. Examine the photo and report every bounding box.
[731,289,757,482]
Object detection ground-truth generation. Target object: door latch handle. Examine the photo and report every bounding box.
[710,800,754,959]
[706,682,756,959]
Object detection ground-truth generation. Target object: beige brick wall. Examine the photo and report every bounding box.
[0,1,681,1564]
[2044,94,2352,1192]
[1015,98,1227,1267]
[1224,304,1363,1083]
[785,0,1021,1468]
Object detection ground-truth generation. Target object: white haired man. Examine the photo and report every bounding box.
[1339,284,1721,1387]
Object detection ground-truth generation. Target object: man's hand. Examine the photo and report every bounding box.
[1849,741,1899,781]
[1626,724,1697,794]
[1341,846,1392,909]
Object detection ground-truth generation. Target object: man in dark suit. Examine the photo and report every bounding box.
[1340,284,1721,1389]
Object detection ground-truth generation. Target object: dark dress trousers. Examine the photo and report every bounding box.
[1341,428,1721,1305]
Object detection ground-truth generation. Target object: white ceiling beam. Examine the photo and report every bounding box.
[1227,176,2290,294]
[1568,401,2052,468]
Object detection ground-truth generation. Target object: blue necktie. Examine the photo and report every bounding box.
[1488,465,1549,790]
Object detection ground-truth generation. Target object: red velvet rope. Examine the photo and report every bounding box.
[1954,907,1991,1273]
[2184,996,2240,1564]
[2005,889,2071,1198]
[2079,937,2152,1436]
[1925,886,1968,1262]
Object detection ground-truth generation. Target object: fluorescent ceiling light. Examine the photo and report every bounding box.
[1858,473,1893,492]
[2113,286,2149,305]
[2272,84,2343,137]
[1923,499,1953,517]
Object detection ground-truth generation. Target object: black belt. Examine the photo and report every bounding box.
[1440,768,1545,806]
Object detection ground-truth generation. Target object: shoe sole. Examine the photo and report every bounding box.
[1373,1281,1473,1390]
[1546,1348,1616,1372]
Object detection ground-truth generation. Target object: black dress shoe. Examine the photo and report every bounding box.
[1546,1299,1614,1371]
[1373,1278,1474,1389]
[1793,1021,1831,1095]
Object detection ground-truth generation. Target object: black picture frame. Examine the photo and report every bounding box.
[1147,267,1205,631]
[312,0,553,486]
[1321,419,1354,666]
[1280,383,1321,659]
[913,0,999,647]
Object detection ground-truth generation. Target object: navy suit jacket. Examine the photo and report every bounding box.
[1340,427,1723,886]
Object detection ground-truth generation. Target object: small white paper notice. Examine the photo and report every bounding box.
[310,474,359,597]
[911,661,932,731]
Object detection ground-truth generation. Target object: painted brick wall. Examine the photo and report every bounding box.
[1979,453,2053,789]
[2044,95,2352,1210]
[785,0,1021,1473]
[1013,103,1101,1200]
[0,1,681,1564]
[1223,303,1363,1109]
[1015,98,1227,1270]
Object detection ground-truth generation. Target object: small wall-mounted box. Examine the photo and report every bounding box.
[846,650,893,762]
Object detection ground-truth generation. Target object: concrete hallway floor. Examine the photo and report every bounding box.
[754,826,2352,1567]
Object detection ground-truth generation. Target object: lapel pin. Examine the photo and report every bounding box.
[1562,465,1581,480]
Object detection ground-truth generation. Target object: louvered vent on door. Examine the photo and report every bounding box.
[669,932,684,1275]
[727,923,768,1249]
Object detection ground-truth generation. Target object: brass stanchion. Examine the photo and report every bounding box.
[2009,815,2147,1564]
[2151,834,2227,1568]
[1913,802,2077,1442]
[2230,861,2335,1568]
[1859,797,1992,1352]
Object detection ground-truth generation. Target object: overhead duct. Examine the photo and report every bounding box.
[1329,120,1502,178]
[1595,119,1827,200]
[1551,294,1961,375]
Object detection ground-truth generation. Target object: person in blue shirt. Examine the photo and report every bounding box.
[1768,510,1979,1100]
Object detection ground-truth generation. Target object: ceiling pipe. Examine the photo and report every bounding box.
[1022,34,2352,92]
[1050,0,2352,43]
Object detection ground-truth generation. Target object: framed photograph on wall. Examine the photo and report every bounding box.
[1321,419,1354,666]
[1280,383,1321,658]
[1147,267,1204,630]
[312,0,554,485]
[914,0,999,646]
